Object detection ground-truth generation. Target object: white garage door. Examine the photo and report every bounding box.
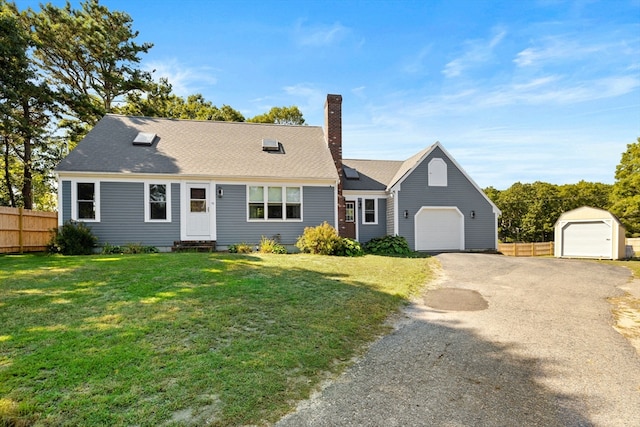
[415,207,464,251]
[561,221,611,258]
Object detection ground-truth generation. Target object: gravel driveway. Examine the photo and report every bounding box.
[277,253,640,426]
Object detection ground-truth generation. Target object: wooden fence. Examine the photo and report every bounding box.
[498,242,554,257]
[0,206,58,254]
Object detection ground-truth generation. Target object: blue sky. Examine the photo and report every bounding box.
[19,0,640,189]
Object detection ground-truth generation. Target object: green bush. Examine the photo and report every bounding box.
[259,236,287,254]
[48,221,98,255]
[333,238,364,257]
[228,242,253,254]
[102,242,122,254]
[363,235,412,256]
[296,222,341,255]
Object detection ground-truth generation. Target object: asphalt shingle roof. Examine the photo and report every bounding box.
[341,159,404,191]
[55,114,339,181]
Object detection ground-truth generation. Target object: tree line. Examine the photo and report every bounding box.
[0,0,305,210]
[485,139,640,241]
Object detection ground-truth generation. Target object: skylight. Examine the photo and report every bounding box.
[343,165,360,180]
[262,138,280,151]
[132,132,156,146]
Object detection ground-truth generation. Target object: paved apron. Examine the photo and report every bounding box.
[277,253,640,427]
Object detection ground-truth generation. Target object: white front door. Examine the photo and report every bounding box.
[186,183,211,239]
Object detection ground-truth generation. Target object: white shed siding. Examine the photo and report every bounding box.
[554,206,626,260]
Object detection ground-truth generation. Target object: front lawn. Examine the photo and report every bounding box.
[0,253,435,426]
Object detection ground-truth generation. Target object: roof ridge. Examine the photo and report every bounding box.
[104,114,321,128]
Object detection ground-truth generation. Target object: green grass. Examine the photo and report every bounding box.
[0,253,435,426]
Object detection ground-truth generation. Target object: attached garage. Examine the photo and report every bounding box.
[415,207,464,251]
[554,206,626,260]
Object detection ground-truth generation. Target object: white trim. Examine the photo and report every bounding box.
[181,181,214,241]
[393,190,399,236]
[57,172,335,187]
[555,218,614,258]
[245,184,304,223]
[343,190,387,197]
[144,181,172,223]
[414,206,465,251]
[70,179,100,222]
[362,197,378,225]
[428,158,447,187]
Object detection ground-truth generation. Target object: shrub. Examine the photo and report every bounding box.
[296,222,341,255]
[333,237,364,257]
[48,220,98,255]
[363,235,412,256]
[102,242,123,254]
[121,243,158,254]
[259,236,287,254]
[228,242,253,254]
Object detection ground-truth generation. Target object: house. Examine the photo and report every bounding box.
[554,206,627,260]
[55,94,500,252]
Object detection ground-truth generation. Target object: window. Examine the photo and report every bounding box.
[345,201,355,222]
[428,158,447,187]
[363,199,376,224]
[72,181,99,221]
[77,183,96,220]
[145,182,172,222]
[248,186,302,221]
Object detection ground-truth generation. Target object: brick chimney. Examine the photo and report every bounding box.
[325,94,347,236]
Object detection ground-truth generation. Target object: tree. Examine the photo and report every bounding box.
[485,180,612,242]
[1,2,57,209]
[610,138,640,236]
[558,180,611,212]
[29,0,153,141]
[118,84,246,122]
[248,105,306,125]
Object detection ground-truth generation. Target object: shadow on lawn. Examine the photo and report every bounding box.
[0,253,402,426]
[278,313,595,427]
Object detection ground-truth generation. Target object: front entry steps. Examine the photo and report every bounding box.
[172,240,216,252]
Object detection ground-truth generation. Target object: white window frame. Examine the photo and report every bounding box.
[362,198,378,225]
[247,185,303,222]
[428,158,448,187]
[144,181,172,223]
[71,180,100,222]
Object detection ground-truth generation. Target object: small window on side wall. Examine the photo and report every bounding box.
[428,158,447,187]
[77,182,96,220]
[145,183,171,222]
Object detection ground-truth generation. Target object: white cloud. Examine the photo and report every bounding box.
[144,59,218,97]
[294,20,350,47]
[443,28,507,78]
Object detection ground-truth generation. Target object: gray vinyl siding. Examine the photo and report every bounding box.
[216,184,334,246]
[61,180,72,222]
[61,180,180,248]
[397,146,496,251]
[358,197,387,244]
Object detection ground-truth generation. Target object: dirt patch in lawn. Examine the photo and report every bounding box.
[610,278,640,356]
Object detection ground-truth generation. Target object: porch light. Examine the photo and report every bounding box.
[217,187,223,198]
[471,210,475,219]
[404,210,409,219]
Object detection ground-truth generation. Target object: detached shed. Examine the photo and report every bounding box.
[554,206,626,260]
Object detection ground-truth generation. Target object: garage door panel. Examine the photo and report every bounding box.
[562,221,611,258]
[415,208,463,251]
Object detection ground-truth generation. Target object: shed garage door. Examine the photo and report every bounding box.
[415,207,464,251]
[561,221,611,258]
